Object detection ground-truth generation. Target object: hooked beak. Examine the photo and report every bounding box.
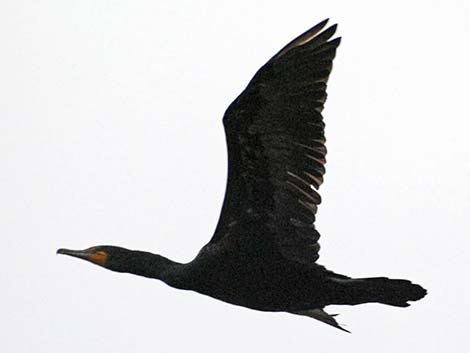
[57,248,92,259]
[57,248,108,266]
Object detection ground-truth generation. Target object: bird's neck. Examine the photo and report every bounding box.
[117,250,192,290]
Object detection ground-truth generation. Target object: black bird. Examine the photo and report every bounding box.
[58,19,426,332]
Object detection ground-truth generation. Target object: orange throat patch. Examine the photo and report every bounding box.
[88,251,108,266]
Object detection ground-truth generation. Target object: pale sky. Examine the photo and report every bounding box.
[2,1,470,352]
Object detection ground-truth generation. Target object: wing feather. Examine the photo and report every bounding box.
[209,20,340,264]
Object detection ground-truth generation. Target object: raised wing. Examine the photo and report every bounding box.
[210,20,340,264]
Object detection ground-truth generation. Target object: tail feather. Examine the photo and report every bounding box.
[289,276,426,331]
[329,276,427,307]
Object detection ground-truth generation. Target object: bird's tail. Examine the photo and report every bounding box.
[329,276,427,307]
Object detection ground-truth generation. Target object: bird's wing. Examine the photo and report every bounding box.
[209,20,340,264]
[289,309,350,333]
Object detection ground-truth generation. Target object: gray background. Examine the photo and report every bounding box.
[2,1,469,352]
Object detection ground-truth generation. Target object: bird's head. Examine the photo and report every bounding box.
[57,245,132,272]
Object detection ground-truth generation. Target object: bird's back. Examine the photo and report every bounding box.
[188,240,340,312]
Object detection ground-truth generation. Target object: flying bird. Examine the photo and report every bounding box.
[57,19,426,332]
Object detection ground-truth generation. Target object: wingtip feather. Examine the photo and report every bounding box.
[272,19,337,60]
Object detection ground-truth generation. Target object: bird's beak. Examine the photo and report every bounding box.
[57,248,92,259]
[57,248,108,266]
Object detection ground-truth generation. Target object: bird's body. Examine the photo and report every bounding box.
[58,19,426,332]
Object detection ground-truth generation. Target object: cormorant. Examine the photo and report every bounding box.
[58,19,426,332]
